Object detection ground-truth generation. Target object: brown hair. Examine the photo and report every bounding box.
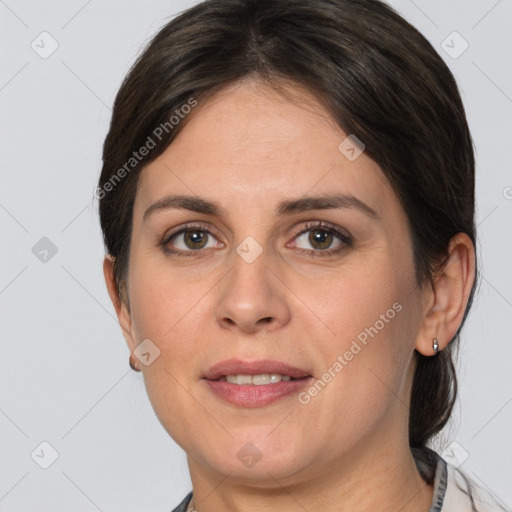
[99,0,477,487]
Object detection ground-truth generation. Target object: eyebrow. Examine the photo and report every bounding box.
[143,193,380,222]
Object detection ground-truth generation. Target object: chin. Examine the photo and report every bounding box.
[195,435,311,483]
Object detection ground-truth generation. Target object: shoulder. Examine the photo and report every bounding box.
[416,447,506,512]
[439,458,506,512]
[169,491,193,512]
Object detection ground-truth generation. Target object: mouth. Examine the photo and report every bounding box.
[202,358,313,381]
[212,374,308,385]
[201,358,313,407]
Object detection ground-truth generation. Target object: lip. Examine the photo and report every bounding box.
[202,358,312,380]
[201,358,314,408]
[203,378,313,408]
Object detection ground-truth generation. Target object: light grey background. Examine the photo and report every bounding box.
[0,1,511,511]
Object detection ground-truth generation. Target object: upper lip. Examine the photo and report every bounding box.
[203,358,313,380]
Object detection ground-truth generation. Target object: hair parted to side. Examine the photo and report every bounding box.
[99,0,478,489]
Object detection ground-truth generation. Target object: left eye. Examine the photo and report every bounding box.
[293,226,350,252]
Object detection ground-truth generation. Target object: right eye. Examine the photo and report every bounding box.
[161,224,224,256]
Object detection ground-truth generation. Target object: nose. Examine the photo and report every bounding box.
[214,248,291,335]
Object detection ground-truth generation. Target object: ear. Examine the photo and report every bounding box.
[103,255,137,353]
[414,233,476,356]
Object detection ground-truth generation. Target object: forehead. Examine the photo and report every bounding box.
[134,78,394,220]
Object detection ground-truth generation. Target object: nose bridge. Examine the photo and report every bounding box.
[227,238,274,307]
[214,237,290,332]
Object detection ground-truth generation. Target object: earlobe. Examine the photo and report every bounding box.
[414,233,476,356]
[102,255,137,352]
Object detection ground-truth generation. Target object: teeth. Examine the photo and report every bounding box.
[223,374,293,385]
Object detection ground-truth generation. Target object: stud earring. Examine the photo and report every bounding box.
[129,353,141,372]
[432,338,440,354]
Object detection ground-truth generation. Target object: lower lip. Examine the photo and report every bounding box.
[202,377,313,408]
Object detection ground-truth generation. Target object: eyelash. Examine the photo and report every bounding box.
[160,221,352,258]
[160,222,219,258]
[292,221,352,258]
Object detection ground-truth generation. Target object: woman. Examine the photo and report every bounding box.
[97,0,504,510]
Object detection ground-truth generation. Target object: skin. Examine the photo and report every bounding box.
[104,78,475,512]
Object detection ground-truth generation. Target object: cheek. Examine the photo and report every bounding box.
[299,307,414,452]
[126,269,214,445]
[298,262,417,423]
[293,258,409,349]
[127,257,210,341]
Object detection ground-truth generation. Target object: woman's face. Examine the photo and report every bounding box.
[117,79,431,485]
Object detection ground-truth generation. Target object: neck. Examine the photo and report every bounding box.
[185,437,433,512]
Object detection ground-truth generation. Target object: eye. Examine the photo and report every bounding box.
[161,223,222,256]
[160,221,351,258]
[291,221,351,256]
